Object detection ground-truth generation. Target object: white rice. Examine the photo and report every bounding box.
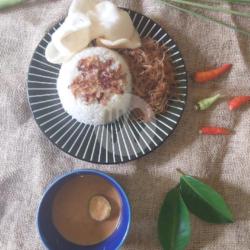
[57,47,132,125]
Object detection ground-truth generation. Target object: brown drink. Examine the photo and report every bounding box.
[52,174,121,246]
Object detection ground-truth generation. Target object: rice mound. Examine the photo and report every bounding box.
[57,47,132,125]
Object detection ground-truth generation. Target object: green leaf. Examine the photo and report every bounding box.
[158,186,191,250]
[180,175,234,224]
[0,0,23,10]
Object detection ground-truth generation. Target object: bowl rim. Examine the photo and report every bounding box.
[36,169,131,250]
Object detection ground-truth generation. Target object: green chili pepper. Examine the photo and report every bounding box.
[0,0,23,9]
[195,94,221,111]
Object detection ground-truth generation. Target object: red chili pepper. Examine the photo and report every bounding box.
[199,127,231,135]
[194,64,232,83]
[228,96,250,111]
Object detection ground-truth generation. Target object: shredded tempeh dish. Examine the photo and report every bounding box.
[118,38,175,120]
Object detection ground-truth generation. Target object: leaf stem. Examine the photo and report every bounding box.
[177,168,186,176]
[168,0,250,18]
[163,1,250,36]
[222,0,250,3]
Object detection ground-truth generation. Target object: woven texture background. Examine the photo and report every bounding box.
[0,0,250,249]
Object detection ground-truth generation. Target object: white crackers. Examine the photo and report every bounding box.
[45,0,141,64]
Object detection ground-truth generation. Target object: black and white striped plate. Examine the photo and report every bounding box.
[27,9,188,164]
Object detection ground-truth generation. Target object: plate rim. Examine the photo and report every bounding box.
[27,8,188,165]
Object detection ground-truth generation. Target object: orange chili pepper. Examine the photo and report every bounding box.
[199,127,231,135]
[194,64,232,83]
[228,96,250,111]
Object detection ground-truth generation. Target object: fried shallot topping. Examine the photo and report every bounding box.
[71,56,127,105]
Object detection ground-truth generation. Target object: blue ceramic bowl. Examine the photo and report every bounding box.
[37,169,131,250]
